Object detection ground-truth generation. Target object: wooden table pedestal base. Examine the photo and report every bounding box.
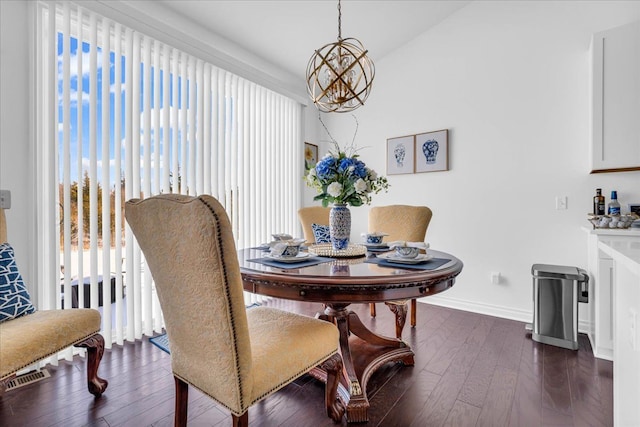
[310,303,415,423]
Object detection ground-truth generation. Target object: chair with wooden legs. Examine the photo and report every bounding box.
[368,205,432,338]
[126,194,344,427]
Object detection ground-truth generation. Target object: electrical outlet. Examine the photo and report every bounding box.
[555,196,567,210]
[491,272,501,284]
[0,190,10,209]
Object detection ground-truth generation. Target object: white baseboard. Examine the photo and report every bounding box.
[418,295,591,335]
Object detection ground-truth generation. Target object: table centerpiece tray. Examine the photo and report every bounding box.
[308,243,367,258]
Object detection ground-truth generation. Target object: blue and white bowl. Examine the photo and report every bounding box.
[395,246,420,259]
[362,232,388,245]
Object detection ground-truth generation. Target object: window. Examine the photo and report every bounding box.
[36,1,302,346]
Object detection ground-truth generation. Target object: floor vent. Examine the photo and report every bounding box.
[4,369,51,391]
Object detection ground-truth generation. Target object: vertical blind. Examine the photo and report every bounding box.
[36,1,302,349]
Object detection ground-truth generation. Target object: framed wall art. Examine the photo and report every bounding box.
[304,142,318,172]
[415,129,448,173]
[386,135,415,175]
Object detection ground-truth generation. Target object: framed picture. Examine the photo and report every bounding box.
[415,129,448,173]
[386,135,415,175]
[304,142,318,172]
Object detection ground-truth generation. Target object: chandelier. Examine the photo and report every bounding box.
[306,0,375,113]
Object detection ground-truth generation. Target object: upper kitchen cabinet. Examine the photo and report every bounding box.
[590,21,640,173]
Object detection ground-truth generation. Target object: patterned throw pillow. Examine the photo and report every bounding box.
[0,243,36,323]
[311,223,331,244]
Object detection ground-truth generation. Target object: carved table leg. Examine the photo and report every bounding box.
[74,333,108,397]
[321,303,415,423]
[384,301,408,339]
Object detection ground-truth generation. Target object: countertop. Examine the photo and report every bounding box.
[597,237,640,276]
[582,226,640,236]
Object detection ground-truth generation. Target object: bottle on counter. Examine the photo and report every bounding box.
[593,188,605,215]
[608,190,621,215]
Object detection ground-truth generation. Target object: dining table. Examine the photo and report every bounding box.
[238,245,463,423]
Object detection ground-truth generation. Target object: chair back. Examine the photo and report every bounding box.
[125,194,253,414]
[369,205,433,242]
[298,206,330,243]
[0,209,7,244]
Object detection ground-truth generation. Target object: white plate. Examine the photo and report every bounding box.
[265,253,315,263]
[378,253,433,264]
[362,242,390,249]
[367,246,392,253]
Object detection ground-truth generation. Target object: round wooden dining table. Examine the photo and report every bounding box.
[238,247,463,423]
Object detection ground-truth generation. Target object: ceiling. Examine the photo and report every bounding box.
[154,1,471,80]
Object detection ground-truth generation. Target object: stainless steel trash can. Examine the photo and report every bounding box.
[526,264,589,350]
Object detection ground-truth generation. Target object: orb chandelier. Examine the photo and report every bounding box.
[306,0,375,113]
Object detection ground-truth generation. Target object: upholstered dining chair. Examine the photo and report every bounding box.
[368,205,433,338]
[0,209,107,398]
[125,194,344,427]
[298,206,331,243]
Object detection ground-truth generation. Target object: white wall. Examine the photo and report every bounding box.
[322,1,640,322]
[2,0,639,322]
[0,0,36,288]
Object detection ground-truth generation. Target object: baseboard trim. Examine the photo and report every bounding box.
[419,295,531,323]
[419,295,591,335]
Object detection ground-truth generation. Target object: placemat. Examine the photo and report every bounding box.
[248,256,334,269]
[365,256,451,271]
[250,245,310,251]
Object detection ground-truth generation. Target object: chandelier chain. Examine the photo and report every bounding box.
[337,0,342,40]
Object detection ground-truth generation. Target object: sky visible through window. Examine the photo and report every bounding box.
[57,32,187,188]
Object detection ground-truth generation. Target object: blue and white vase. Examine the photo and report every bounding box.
[329,203,351,250]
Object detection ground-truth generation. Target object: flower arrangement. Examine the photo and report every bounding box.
[305,117,389,207]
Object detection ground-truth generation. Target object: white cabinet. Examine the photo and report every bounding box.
[590,21,640,173]
[595,237,640,426]
[584,227,640,360]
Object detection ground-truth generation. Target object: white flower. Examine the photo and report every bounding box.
[354,178,367,193]
[369,169,377,180]
[327,182,343,197]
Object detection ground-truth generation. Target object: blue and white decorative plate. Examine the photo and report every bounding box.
[265,253,316,263]
[378,253,433,264]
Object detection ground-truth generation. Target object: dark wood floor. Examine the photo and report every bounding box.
[0,300,613,427]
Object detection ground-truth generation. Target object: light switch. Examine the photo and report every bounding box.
[555,196,567,210]
[0,190,10,209]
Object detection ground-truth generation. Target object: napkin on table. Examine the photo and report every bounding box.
[387,241,430,250]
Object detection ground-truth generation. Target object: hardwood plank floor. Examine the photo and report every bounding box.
[0,300,612,427]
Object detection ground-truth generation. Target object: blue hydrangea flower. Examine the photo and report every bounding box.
[353,160,367,178]
[315,156,337,180]
[338,157,356,173]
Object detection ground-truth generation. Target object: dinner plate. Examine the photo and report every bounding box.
[362,242,390,249]
[265,252,315,263]
[377,253,433,264]
[367,246,391,252]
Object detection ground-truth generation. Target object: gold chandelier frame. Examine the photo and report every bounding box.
[306,0,375,113]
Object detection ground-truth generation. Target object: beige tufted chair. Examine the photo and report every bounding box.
[298,206,331,244]
[125,195,344,427]
[0,208,107,397]
[368,205,433,338]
